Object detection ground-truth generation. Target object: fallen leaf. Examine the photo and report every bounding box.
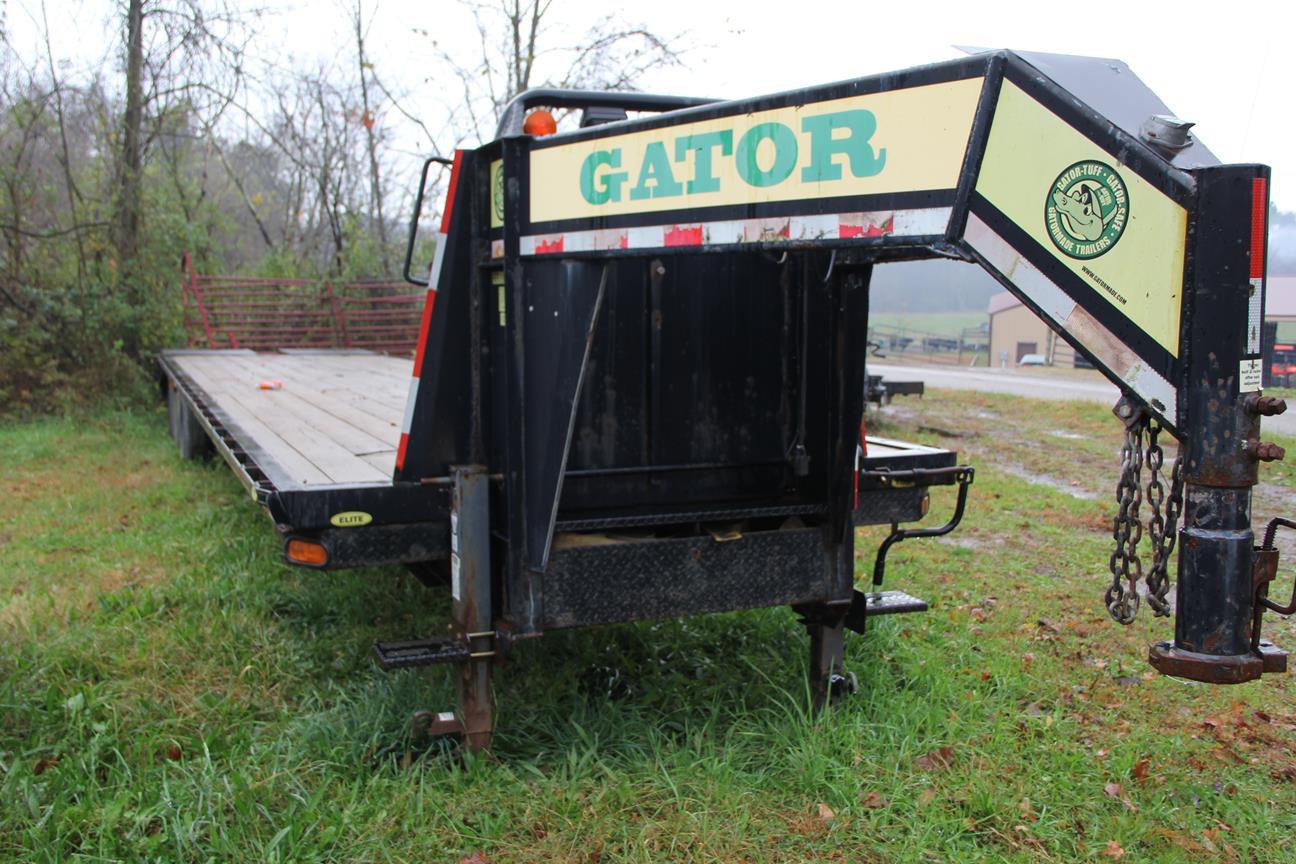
[1018,797,1037,822]
[861,791,887,810]
[1104,782,1138,812]
[817,802,836,822]
[1132,756,1151,783]
[1104,840,1125,859]
[458,853,493,864]
[916,787,938,808]
[34,756,59,775]
[915,746,955,773]
[165,744,183,761]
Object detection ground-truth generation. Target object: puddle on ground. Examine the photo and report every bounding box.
[994,462,1099,500]
[1047,429,1088,440]
[938,535,1003,550]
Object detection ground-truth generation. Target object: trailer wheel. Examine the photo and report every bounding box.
[167,383,213,461]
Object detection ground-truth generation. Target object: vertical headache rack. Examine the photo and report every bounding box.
[160,48,1289,754]
[181,252,425,354]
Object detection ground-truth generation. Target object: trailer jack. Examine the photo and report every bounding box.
[1150,517,1293,683]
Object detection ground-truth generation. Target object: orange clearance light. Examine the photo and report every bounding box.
[523,109,557,136]
[286,538,328,567]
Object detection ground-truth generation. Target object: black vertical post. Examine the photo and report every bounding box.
[452,464,493,751]
[1150,165,1270,684]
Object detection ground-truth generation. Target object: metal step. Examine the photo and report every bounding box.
[864,590,929,616]
[373,638,470,670]
[845,589,929,633]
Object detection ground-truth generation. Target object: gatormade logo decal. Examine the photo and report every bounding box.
[1044,161,1129,259]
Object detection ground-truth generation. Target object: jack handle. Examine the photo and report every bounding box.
[871,466,974,587]
[1258,518,1296,618]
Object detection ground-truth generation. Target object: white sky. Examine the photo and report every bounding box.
[9,0,1296,209]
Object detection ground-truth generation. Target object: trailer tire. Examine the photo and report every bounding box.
[167,384,213,461]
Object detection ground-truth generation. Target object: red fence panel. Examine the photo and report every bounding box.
[181,256,423,355]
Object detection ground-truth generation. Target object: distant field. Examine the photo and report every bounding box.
[868,312,986,337]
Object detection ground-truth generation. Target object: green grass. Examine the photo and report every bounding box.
[868,312,986,338]
[2,401,1295,862]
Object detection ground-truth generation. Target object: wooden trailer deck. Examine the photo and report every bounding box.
[163,348,949,494]
[163,349,410,488]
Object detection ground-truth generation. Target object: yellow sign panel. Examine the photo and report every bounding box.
[490,159,504,229]
[529,78,984,224]
[976,81,1186,356]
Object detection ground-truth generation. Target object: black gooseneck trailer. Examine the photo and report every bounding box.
[160,49,1290,752]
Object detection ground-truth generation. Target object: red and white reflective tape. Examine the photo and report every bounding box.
[1247,177,1268,356]
[519,207,951,257]
[397,150,464,472]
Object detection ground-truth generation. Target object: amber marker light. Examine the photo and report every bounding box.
[286,538,328,567]
[523,109,557,136]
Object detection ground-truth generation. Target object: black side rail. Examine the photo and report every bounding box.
[870,465,975,586]
[494,88,719,138]
[403,155,454,286]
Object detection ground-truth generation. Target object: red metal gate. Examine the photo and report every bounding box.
[181,252,423,354]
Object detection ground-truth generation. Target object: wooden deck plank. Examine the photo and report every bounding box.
[176,359,335,486]
[360,450,398,475]
[233,353,411,414]
[174,352,393,486]
[204,355,402,452]
[215,389,389,484]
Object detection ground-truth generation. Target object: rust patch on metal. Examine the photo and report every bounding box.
[1148,641,1264,684]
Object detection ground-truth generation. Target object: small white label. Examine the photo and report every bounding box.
[1240,359,1263,393]
[450,511,459,554]
[450,552,461,601]
[1247,278,1264,354]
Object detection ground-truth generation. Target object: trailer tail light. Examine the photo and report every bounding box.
[286,538,329,567]
[523,109,557,136]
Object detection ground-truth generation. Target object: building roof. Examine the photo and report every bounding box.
[1269,275,1296,319]
[987,291,1021,316]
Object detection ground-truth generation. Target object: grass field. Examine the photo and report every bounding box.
[867,313,986,338]
[3,394,1295,862]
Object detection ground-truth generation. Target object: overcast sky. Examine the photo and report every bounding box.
[9,0,1296,210]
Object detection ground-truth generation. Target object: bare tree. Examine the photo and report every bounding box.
[352,0,391,272]
[113,0,252,275]
[426,0,686,144]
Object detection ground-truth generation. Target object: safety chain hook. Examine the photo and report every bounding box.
[1144,421,1184,617]
[1106,398,1145,623]
[1105,398,1184,624]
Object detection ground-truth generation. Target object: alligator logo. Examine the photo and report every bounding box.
[491,160,505,228]
[1044,161,1129,259]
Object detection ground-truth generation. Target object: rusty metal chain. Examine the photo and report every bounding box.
[1106,406,1145,624]
[1144,422,1184,617]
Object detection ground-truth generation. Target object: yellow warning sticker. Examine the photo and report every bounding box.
[976,81,1186,356]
